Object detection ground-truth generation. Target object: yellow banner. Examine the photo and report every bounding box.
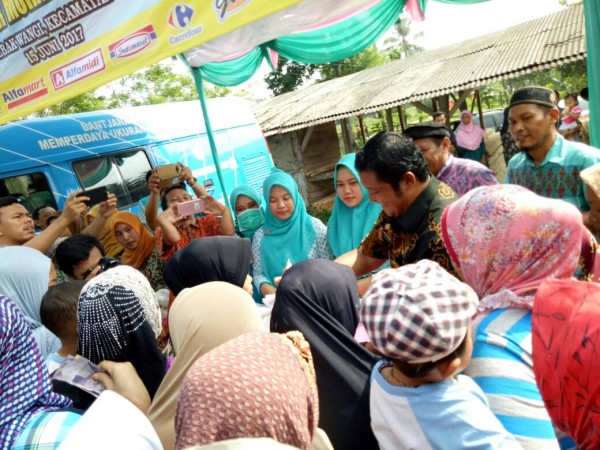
[0,0,302,124]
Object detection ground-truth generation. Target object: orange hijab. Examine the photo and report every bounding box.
[111,211,156,269]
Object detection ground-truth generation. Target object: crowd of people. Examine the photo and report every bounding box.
[1,85,600,450]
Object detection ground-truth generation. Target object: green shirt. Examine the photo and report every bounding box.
[505,134,600,212]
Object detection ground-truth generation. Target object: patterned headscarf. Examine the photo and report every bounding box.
[532,279,600,449]
[175,331,318,450]
[0,295,71,449]
[111,211,156,269]
[77,266,165,398]
[441,184,583,311]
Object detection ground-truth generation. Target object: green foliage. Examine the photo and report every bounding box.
[33,92,108,117]
[308,207,332,225]
[319,46,387,81]
[264,59,318,96]
[383,17,425,61]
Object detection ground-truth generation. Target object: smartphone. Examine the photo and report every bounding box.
[177,198,207,217]
[77,186,108,207]
[156,163,182,188]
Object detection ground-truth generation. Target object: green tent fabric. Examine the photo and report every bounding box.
[271,0,405,64]
[200,46,274,87]
[198,0,405,83]
[584,0,599,148]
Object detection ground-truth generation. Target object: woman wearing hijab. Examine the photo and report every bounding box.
[328,153,381,258]
[1,295,80,450]
[230,185,265,240]
[252,169,332,297]
[77,266,166,399]
[148,282,263,450]
[175,331,318,450]
[0,246,60,358]
[85,205,123,258]
[164,236,253,297]
[271,259,380,450]
[455,110,487,163]
[111,211,166,291]
[533,279,600,450]
[441,184,585,450]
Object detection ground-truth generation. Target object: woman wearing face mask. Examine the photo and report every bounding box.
[252,169,333,298]
[230,185,265,240]
[111,211,166,291]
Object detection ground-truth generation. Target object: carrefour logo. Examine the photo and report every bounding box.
[168,4,194,29]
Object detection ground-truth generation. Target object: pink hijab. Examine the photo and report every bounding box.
[456,110,486,150]
[441,184,583,311]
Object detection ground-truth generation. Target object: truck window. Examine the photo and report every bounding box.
[0,172,56,213]
[73,150,152,207]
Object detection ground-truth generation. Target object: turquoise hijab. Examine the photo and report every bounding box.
[260,169,317,286]
[229,185,265,240]
[328,153,382,257]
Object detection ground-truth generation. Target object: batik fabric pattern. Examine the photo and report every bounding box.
[359,177,457,274]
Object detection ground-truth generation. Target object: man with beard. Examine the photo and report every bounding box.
[336,131,458,287]
[506,86,600,223]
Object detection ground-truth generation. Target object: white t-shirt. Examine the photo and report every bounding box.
[370,361,522,450]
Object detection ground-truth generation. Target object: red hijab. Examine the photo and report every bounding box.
[533,278,600,449]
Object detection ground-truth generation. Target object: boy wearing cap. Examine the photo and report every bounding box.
[404,123,498,196]
[506,86,600,220]
[361,260,521,449]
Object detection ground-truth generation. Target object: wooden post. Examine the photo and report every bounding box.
[385,108,394,131]
[475,89,485,130]
[397,105,407,131]
[358,115,367,143]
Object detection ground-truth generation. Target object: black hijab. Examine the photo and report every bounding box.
[164,236,251,296]
[271,259,380,450]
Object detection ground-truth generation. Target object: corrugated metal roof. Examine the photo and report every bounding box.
[254,5,585,136]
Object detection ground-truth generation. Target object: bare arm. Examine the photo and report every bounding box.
[24,191,88,253]
[179,165,209,198]
[144,170,162,230]
[156,205,184,247]
[203,196,235,236]
[81,193,117,237]
[335,248,386,278]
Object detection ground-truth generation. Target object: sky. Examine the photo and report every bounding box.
[232,0,568,101]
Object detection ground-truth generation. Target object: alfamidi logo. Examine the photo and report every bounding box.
[168,4,194,29]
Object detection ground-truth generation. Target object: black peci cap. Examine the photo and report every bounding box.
[403,122,451,141]
[509,86,558,109]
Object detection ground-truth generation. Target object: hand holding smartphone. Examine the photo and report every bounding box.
[156,163,183,189]
[76,186,109,207]
[177,198,207,217]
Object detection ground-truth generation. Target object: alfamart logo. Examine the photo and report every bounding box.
[2,76,48,110]
[168,4,202,45]
[50,49,105,91]
[109,25,158,60]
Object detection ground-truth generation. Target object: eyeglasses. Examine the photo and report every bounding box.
[82,256,120,280]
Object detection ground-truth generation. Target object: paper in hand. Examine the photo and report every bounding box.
[52,355,106,397]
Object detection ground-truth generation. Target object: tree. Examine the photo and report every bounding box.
[319,46,387,81]
[264,59,318,96]
[383,17,424,61]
